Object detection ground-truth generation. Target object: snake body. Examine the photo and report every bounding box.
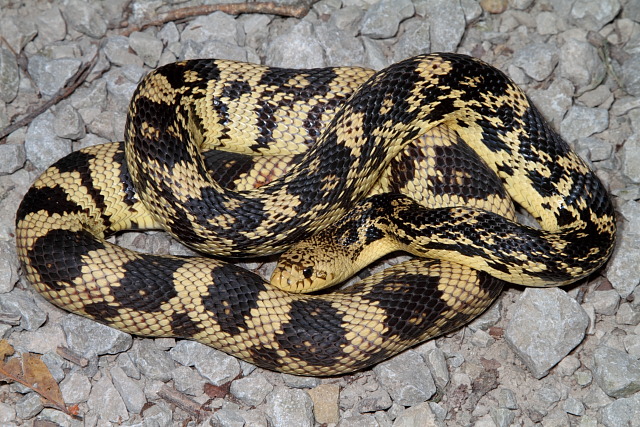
[16,53,616,375]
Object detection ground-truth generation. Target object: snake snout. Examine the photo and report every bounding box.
[270,260,335,293]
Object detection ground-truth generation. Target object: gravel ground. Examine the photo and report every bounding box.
[1,0,640,425]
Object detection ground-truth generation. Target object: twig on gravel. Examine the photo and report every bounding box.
[118,1,318,36]
[0,52,99,142]
[56,346,90,368]
[158,385,210,420]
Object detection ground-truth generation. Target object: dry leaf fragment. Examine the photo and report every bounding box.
[0,339,14,360]
[0,339,78,416]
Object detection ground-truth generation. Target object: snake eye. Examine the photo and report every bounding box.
[302,267,314,279]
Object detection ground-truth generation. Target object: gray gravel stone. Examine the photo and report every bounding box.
[60,370,92,404]
[53,103,85,140]
[116,352,140,379]
[265,387,314,427]
[373,350,436,406]
[556,355,581,377]
[104,36,144,68]
[110,365,146,414]
[172,364,205,396]
[15,392,43,420]
[622,133,640,182]
[558,30,606,92]
[169,339,208,366]
[616,303,640,325]
[36,409,81,427]
[0,288,46,331]
[621,55,640,97]
[456,0,479,22]
[468,299,503,332]
[0,13,36,53]
[504,288,589,379]
[61,314,132,357]
[578,85,614,109]
[600,390,640,427]
[212,408,246,427]
[35,5,67,44]
[356,387,393,413]
[282,373,320,389]
[392,401,437,427]
[536,11,561,35]
[27,55,82,98]
[182,12,243,47]
[624,334,640,359]
[24,110,72,170]
[62,0,107,38]
[40,351,66,383]
[560,106,609,143]
[329,5,365,36]
[181,38,250,63]
[360,0,414,39]
[471,329,495,347]
[392,17,431,63]
[138,401,172,426]
[103,65,145,115]
[571,0,621,31]
[576,369,594,387]
[593,346,640,398]
[0,141,26,175]
[337,414,379,427]
[605,200,640,298]
[0,44,20,103]
[563,396,585,415]
[128,31,164,68]
[362,36,389,70]
[422,346,450,390]
[307,383,340,424]
[266,20,324,68]
[0,402,16,423]
[193,348,240,387]
[87,374,129,423]
[512,42,559,81]
[491,407,516,427]
[576,136,613,163]
[71,79,108,111]
[230,373,273,406]
[528,77,574,128]
[499,388,518,409]
[131,340,174,382]
[170,339,240,386]
[315,21,365,67]
[0,241,20,293]
[424,0,466,52]
[158,21,180,46]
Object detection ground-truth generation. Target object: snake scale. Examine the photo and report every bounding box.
[16,53,616,376]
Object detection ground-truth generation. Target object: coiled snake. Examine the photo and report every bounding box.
[16,53,616,376]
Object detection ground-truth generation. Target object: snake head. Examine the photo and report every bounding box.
[270,241,345,293]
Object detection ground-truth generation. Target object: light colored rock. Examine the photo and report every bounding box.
[593,346,640,398]
[373,350,436,406]
[360,0,414,39]
[0,44,20,103]
[230,374,273,406]
[265,387,314,427]
[87,374,128,423]
[504,288,589,379]
[307,383,340,424]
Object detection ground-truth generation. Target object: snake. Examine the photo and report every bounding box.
[15,53,616,376]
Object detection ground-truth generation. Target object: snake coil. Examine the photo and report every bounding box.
[16,53,615,375]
